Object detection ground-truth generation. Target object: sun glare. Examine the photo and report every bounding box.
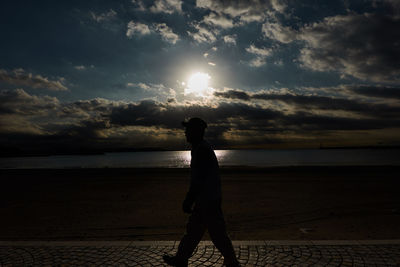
[186,72,211,96]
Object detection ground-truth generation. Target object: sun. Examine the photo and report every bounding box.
[185,72,211,96]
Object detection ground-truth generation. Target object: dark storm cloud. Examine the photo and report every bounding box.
[109,97,400,132]
[214,89,251,101]
[0,69,68,91]
[1,88,400,153]
[0,89,119,141]
[344,85,400,100]
[292,13,399,83]
[263,10,400,83]
[377,0,400,12]
[0,89,117,154]
[61,98,121,115]
[109,99,282,130]
[2,88,399,136]
[57,119,111,139]
[214,88,400,118]
[0,89,59,115]
[282,112,396,131]
[0,89,122,123]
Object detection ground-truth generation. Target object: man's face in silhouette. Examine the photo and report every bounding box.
[185,126,203,144]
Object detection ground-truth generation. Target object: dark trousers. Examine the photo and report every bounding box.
[176,203,237,264]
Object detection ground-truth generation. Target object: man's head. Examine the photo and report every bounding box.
[182,117,207,144]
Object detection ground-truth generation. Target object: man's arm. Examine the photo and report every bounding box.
[182,173,203,213]
[182,145,209,213]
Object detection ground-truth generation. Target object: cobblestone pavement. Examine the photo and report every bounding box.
[1,240,399,266]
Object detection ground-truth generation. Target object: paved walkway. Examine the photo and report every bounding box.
[0,240,399,266]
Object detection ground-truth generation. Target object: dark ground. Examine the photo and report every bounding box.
[1,166,399,240]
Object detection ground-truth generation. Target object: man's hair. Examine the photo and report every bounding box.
[182,117,207,138]
[182,117,207,130]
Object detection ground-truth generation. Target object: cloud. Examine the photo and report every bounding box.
[74,65,95,71]
[196,0,286,23]
[262,22,297,43]
[126,21,179,44]
[264,13,400,83]
[214,89,251,101]
[1,88,399,154]
[149,0,182,14]
[153,23,180,44]
[270,0,287,13]
[344,85,400,100]
[131,0,146,11]
[0,68,68,91]
[0,89,122,154]
[213,88,400,119]
[246,45,272,56]
[375,0,400,13]
[0,114,45,135]
[0,89,60,116]
[247,57,267,67]
[223,34,237,45]
[107,98,400,149]
[245,45,272,67]
[61,98,120,118]
[58,118,111,139]
[90,9,117,23]
[188,23,217,43]
[203,12,234,28]
[125,82,177,102]
[109,100,282,130]
[127,82,149,90]
[74,65,86,70]
[126,21,151,37]
[299,13,400,82]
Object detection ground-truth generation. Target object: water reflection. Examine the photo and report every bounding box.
[173,151,191,168]
[1,149,399,169]
[215,150,230,163]
[170,150,231,168]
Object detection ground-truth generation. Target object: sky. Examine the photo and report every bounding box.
[1,0,400,154]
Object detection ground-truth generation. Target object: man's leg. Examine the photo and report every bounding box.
[175,209,206,260]
[206,206,239,266]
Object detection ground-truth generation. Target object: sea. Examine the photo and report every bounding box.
[1,149,399,169]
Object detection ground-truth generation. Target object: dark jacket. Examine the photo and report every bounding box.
[185,140,222,207]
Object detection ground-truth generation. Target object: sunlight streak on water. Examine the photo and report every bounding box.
[215,150,230,163]
[0,149,399,169]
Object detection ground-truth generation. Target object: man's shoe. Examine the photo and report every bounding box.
[162,255,188,267]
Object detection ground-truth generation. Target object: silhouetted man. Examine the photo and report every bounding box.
[163,118,240,267]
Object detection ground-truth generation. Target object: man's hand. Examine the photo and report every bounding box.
[182,198,193,214]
